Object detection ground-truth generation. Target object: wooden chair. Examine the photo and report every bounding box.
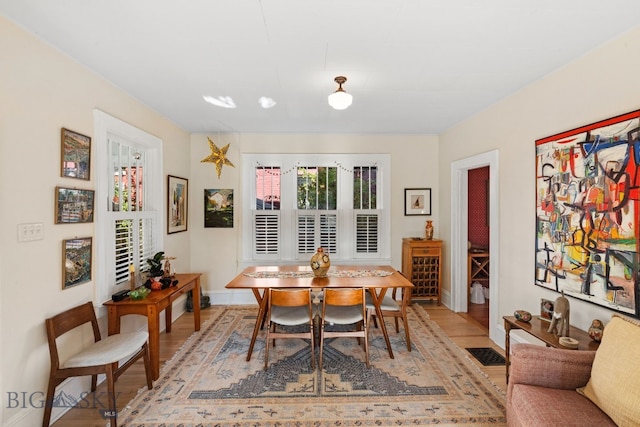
[319,287,369,369]
[43,302,152,427]
[366,287,411,356]
[264,288,316,370]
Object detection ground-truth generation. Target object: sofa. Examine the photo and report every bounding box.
[507,314,640,427]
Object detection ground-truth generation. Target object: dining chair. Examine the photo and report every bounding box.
[43,302,152,427]
[319,287,369,369]
[366,286,411,355]
[264,288,316,370]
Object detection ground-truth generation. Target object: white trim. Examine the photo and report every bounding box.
[450,150,501,346]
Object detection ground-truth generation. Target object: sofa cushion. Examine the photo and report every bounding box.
[578,314,640,427]
[509,384,615,427]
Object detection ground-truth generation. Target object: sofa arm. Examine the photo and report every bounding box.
[508,343,596,390]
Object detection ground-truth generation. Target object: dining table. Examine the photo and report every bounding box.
[225,264,414,361]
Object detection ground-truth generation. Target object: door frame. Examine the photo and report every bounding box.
[450,150,501,344]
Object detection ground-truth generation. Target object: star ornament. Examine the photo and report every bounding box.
[201,137,235,179]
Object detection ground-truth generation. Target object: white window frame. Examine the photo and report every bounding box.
[242,153,390,265]
[93,110,163,307]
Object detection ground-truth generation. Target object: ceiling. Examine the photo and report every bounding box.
[3,0,640,134]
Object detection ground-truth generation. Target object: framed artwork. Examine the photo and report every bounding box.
[55,187,95,223]
[204,189,234,228]
[62,237,92,289]
[168,175,188,234]
[539,298,554,322]
[535,109,640,318]
[404,188,432,216]
[61,128,91,180]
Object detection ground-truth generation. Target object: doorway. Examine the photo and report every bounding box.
[467,166,490,329]
[451,150,501,344]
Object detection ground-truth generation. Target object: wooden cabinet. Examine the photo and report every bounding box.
[468,251,489,294]
[402,238,443,304]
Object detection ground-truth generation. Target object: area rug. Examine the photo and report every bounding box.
[119,304,506,426]
[466,347,506,366]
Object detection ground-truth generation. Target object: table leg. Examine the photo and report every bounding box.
[107,306,121,336]
[165,303,172,333]
[246,288,266,361]
[146,305,161,380]
[504,320,512,384]
[369,288,394,359]
[193,277,201,331]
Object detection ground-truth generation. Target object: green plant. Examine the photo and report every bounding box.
[146,251,165,277]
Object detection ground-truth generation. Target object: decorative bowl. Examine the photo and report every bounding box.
[129,287,151,300]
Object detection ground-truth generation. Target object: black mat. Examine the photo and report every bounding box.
[466,347,505,366]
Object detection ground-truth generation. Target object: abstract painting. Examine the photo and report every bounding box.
[535,109,640,317]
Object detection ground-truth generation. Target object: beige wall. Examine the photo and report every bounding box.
[189,133,441,301]
[0,18,191,425]
[439,25,640,335]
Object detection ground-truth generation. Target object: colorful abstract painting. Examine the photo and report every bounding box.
[535,109,640,317]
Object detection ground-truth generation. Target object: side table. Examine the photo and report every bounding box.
[503,315,599,383]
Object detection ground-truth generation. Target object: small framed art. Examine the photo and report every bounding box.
[404,188,432,216]
[61,128,91,180]
[55,187,95,224]
[168,175,188,234]
[62,237,92,289]
[204,189,234,228]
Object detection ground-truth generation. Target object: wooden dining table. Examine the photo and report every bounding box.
[225,264,413,361]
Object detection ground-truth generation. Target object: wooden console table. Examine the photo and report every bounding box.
[104,273,201,380]
[503,315,599,383]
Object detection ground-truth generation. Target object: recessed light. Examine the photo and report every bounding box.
[203,95,236,109]
[258,97,277,109]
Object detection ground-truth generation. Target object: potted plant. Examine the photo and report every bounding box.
[146,251,165,278]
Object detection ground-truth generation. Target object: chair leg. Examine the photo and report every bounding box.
[105,365,117,427]
[142,343,153,389]
[42,376,58,427]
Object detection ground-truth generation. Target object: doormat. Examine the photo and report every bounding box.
[466,347,506,366]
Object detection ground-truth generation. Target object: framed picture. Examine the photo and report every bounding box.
[61,128,91,180]
[535,108,640,318]
[404,188,432,216]
[55,187,95,224]
[62,237,92,289]
[168,175,188,234]
[204,189,234,228]
[539,298,554,322]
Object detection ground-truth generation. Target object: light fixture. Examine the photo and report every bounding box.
[203,95,236,109]
[328,76,353,110]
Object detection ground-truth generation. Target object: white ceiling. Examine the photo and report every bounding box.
[2,0,640,134]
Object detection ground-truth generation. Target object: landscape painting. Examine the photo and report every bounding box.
[205,189,233,228]
[535,109,640,317]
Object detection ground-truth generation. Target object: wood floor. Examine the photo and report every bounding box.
[51,302,506,427]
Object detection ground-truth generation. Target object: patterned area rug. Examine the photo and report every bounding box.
[120,305,506,426]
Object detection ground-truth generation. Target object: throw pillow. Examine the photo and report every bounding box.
[578,314,640,426]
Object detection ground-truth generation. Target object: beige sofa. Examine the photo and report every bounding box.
[507,314,640,427]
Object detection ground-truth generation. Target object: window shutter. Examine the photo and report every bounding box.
[255,213,279,254]
[356,213,378,253]
[320,213,337,254]
[297,214,316,254]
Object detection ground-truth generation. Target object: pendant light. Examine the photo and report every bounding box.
[328,76,353,110]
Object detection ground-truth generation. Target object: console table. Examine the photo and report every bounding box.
[503,315,599,383]
[104,273,202,380]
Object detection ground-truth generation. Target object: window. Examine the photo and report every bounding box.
[243,153,390,263]
[94,110,163,306]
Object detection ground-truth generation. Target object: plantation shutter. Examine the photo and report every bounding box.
[255,213,279,254]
